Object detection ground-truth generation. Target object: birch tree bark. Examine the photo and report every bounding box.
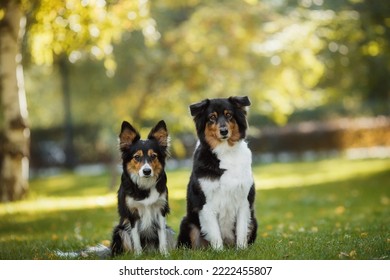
[0,1,30,202]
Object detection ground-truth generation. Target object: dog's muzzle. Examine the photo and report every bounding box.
[140,163,153,177]
[220,126,229,139]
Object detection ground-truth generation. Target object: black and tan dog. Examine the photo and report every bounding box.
[178,96,257,250]
[111,120,175,256]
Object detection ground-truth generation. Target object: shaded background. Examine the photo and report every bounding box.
[1,0,390,199]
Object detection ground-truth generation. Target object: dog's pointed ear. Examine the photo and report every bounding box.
[229,96,251,109]
[148,120,169,149]
[189,99,210,117]
[119,121,140,150]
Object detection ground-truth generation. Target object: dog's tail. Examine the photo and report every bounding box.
[54,244,111,259]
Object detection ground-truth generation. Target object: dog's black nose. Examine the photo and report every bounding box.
[143,168,152,176]
[220,127,229,137]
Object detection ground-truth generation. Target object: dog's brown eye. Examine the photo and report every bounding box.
[150,153,157,160]
[225,112,232,119]
[209,114,217,122]
[133,155,141,161]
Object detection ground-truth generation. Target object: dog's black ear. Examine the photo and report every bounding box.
[229,96,251,108]
[119,121,140,150]
[148,120,169,149]
[189,99,210,117]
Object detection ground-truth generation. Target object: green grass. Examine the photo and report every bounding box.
[0,158,389,260]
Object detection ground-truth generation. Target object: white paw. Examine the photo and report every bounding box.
[236,239,248,250]
[211,239,224,250]
[159,245,169,256]
[133,246,142,256]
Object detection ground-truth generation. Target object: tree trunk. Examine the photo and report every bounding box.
[58,55,76,170]
[0,1,30,202]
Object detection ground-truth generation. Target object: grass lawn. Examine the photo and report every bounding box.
[0,157,389,260]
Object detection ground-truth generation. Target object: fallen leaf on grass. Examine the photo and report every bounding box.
[285,212,294,218]
[339,250,357,259]
[335,206,345,215]
[380,196,389,205]
[339,252,350,259]
[376,255,389,260]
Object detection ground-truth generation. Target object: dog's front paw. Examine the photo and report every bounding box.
[159,246,169,256]
[159,241,169,256]
[236,239,248,250]
[210,239,224,251]
[133,245,142,256]
[134,250,142,256]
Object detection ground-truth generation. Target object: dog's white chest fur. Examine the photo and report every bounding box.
[198,140,254,247]
[125,188,166,233]
[123,187,169,255]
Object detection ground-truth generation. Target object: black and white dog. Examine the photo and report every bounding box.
[111,120,175,256]
[178,96,257,250]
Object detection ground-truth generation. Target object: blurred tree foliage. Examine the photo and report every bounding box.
[25,0,156,72]
[21,0,157,167]
[23,0,390,145]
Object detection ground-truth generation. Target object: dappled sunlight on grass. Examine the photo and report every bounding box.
[30,173,114,197]
[0,172,117,258]
[0,157,389,259]
[256,166,390,259]
[0,194,116,216]
[254,158,390,189]
[0,172,116,216]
